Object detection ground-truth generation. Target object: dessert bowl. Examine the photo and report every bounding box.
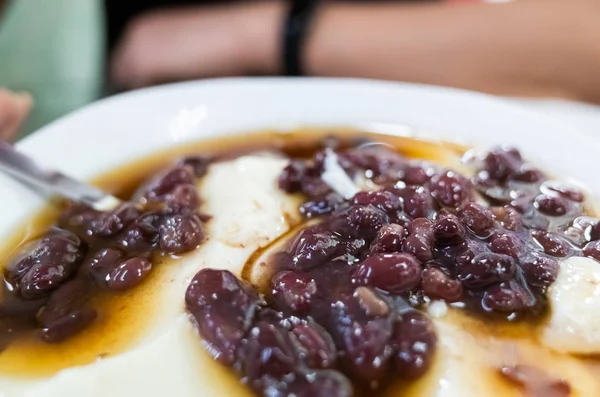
[10,77,599,221]
[1,78,600,397]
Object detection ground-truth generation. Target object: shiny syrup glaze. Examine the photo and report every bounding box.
[0,129,459,379]
[0,128,597,396]
[231,134,600,396]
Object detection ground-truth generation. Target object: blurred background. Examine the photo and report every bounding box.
[2,0,600,140]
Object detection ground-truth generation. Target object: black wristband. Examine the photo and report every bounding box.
[283,0,322,76]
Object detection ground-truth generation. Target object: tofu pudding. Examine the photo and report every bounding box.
[0,129,599,397]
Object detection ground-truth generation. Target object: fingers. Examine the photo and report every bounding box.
[0,89,32,142]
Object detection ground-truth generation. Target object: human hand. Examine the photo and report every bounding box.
[0,89,31,142]
[111,2,284,89]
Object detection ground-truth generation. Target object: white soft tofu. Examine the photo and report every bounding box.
[542,256,600,354]
[404,314,600,397]
[402,320,517,397]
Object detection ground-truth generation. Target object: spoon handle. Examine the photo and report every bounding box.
[0,141,120,211]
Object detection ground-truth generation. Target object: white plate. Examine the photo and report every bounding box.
[4,77,599,232]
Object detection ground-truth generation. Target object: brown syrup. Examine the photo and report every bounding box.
[0,128,460,379]
[0,128,596,396]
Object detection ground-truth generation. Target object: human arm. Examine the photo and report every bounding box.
[111,0,600,103]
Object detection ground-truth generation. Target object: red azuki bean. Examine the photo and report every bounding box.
[403,163,436,186]
[352,253,422,294]
[421,267,463,302]
[534,194,569,217]
[158,214,204,254]
[541,181,585,202]
[352,190,402,219]
[354,286,390,317]
[471,172,512,205]
[392,311,437,379]
[6,230,85,300]
[301,176,333,198]
[433,214,466,245]
[458,203,495,238]
[403,218,434,262]
[39,308,97,343]
[482,147,522,181]
[564,216,597,246]
[165,184,200,214]
[300,193,345,218]
[531,230,571,257]
[340,316,394,386]
[326,290,394,386]
[118,213,161,255]
[239,321,298,388]
[491,206,522,231]
[481,281,534,313]
[59,203,139,240]
[490,233,523,259]
[185,269,263,366]
[342,144,406,181]
[291,322,337,369]
[430,170,473,208]
[458,253,516,289]
[106,258,152,291]
[521,255,559,289]
[84,248,123,287]
[511,165,545,183]
[138,166,195,201]
[279,160,309,193]
[332,205,389,241]
[271,271,317,314]
[37,279,90,326]
[589,222,600,242]
[91,203,141,238]
[583,240,600,261]
[393,186,433,219]
[179,155,212,178]
[369,224,405,255]
[0,293,46,318]
[287,226,362,271]
[265,370,352,397]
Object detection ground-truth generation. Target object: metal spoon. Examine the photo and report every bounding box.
[0,141,121,211]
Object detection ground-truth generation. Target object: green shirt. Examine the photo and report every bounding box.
[0,0,105,138]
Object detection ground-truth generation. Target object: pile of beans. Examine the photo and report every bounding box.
[1,136,597,395]
[186,142,600,396]
[0,156,210,344]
